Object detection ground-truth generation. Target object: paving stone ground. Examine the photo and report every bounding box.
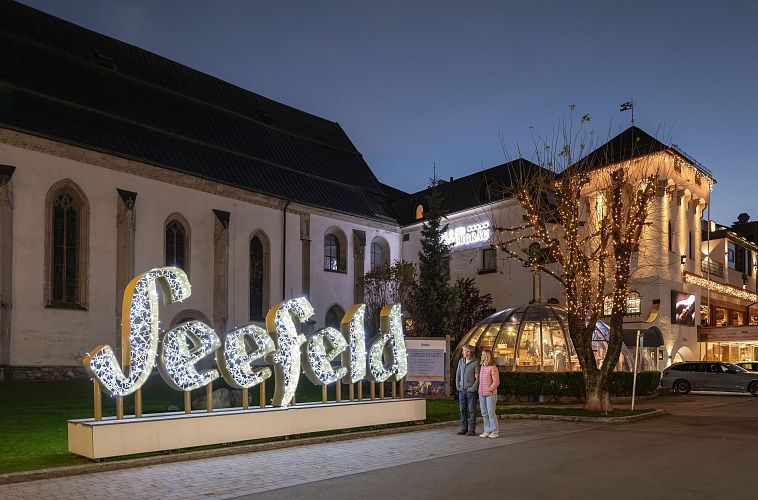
[0,420,596,499]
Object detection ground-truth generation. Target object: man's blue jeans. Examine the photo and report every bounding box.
[459,390,477,432]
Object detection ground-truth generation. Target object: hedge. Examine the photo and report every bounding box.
[497,371,661,402]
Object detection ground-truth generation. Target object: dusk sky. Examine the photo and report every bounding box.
[20,0,758,224]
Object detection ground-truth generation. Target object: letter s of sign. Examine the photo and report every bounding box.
[266,298,314,407]
[83,267,192,397]
[367,304,408,382]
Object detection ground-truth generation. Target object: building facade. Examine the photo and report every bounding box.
[0,1,752,379]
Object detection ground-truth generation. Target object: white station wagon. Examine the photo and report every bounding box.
[661,362,758,396]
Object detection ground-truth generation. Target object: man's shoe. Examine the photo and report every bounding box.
[479,432,490,438]
[457,429,467,435]
[466,431,476,436]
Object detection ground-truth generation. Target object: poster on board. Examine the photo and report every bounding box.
[404,338,449,397]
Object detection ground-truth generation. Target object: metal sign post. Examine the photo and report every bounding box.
[631,330,641,411]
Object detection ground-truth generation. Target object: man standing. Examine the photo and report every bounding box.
[455,345,479,436]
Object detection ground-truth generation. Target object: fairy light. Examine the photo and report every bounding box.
[367,304,407,383]
[303,327,348,385]
[266,297,313,407]
[83,267,191,397]
[684,272,757,302]
[217,324,275,389]
[340,304,367,383]
[159,320,220,391]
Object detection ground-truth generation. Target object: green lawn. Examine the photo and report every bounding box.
[0,379,651,474]
[0,377,460,474]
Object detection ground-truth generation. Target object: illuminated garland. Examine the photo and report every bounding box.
[217,324,275,389]
[159,321,220,391]
[341,304,367,383]
[367,304,408,383]
[83,267,191,397]
[683,272,758,302]
[266,298,313,407]
[303,327,348,385]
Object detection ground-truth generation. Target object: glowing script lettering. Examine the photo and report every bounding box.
[83,267,408,407]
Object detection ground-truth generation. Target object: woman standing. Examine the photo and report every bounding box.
[478,350,500,438]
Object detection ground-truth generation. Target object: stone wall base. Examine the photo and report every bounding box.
[1,365,88,381]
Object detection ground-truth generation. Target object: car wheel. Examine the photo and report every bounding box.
[673,379,690,395]
[749,382,758,397]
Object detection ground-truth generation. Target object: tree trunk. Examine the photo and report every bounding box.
[583,368,612,412]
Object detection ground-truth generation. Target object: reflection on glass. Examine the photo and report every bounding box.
[455,304,634,372]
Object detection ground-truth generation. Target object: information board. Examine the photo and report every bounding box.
[404,338,448,397]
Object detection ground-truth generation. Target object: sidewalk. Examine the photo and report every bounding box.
[0,420,596,499]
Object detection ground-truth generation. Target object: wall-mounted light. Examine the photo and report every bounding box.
[680,254,686,264]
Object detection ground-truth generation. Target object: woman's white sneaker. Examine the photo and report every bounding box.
[479,432,490,438]
[488,433,499,438]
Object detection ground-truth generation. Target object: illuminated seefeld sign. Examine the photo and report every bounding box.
[441,221,491,248]
[84,267,407,407]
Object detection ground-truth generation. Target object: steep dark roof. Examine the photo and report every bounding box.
[0,0,396,221]
[390,158,543,225]
[572,126,714,181]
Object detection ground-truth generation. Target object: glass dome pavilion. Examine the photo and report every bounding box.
[453,303,633,372]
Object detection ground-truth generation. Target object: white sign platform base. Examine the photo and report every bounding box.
[68,398,426,459]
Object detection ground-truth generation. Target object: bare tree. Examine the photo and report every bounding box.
[494,111,661,411]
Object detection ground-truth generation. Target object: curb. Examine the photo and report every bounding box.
[0,409,666,485]
[499,409,668,424]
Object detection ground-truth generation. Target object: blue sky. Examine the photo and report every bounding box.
[20,0,758,224]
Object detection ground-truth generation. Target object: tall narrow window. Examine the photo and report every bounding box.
[165,218,189,271]
[324,234,339,271]
[51,192,79,305]
[250,235,264,320]
[46,180,89,309]
[370,242,383,270]
[668,222,673,252]
[688,231,693,259]
[326,304,345,329]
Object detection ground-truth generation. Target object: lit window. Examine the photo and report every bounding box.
[324,234,339,271]
[415,204,424,220]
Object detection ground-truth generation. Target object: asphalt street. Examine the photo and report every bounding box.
[243,394,758,500]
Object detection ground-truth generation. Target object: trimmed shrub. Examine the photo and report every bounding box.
[498,371,661,401]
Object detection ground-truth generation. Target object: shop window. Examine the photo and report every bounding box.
[714,307,727,327]
[603,292,640,316]
[731,310,744,326]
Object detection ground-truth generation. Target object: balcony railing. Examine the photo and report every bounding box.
[701,258,724,278]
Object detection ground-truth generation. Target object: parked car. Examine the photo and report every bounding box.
[736,361,758,372]
[661,362,758,396]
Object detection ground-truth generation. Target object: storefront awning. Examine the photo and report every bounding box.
[622,327,664,347]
